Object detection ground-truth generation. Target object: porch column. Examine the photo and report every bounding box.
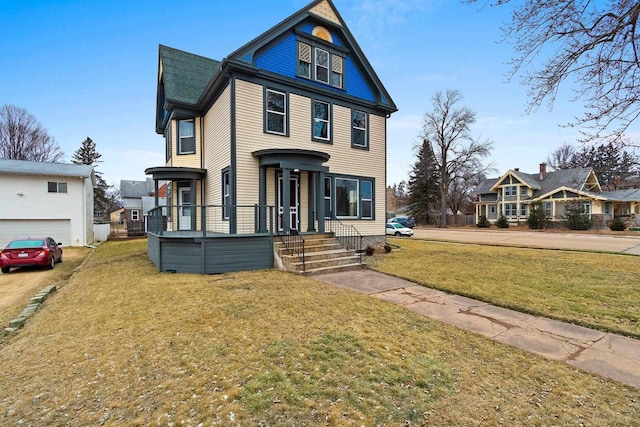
[282,168,291,232]
[191,178,197,231]
[258,166,267,233]
[317,171,325,233]
[307,172,316,232]
[153,180,159,206]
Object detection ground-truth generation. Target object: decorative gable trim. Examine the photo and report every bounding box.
[531,186,607,202]
[309,0,341,25]
[490,170,534,191]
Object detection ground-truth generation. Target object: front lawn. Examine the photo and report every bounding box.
[372,238,640,338]
[0,239,637,425]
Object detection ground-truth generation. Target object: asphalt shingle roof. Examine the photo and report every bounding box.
[120,178,155,198]
[159,45,220,106]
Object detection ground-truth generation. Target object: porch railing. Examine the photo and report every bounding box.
[326,216,364,264]
[277,227,306,271]
[147,204,275,236]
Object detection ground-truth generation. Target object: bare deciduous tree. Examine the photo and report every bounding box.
[421,90,493,227]
[466,1,640,145]
[0,104,63,162]
[546,143,576,171]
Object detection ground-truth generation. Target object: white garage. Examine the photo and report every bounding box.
[0,219,71,248]
[0,159,95,248]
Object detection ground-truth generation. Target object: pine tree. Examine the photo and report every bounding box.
[71,137,111,219]
[408,139,439,225]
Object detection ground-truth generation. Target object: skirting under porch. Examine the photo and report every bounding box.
[148,232,274,274]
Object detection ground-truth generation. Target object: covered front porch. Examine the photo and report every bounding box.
[252,148,331,235]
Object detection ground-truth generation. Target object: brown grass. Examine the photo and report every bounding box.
[371,239,640,338]
[0,239,638,425]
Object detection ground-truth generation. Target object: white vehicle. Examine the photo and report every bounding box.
[385,222,414,237]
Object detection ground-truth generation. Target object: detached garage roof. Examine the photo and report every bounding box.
[0,159,94,178]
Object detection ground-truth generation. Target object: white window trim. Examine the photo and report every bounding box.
[361,180,373,219]
[178,119,195,154]
[352,110,368,148]
[335,177,359,219]
[223,170,231,220]
[315,48,329,84]
[131,210,140,221]
[313,100,330,141]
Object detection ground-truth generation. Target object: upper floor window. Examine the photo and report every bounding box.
[48,182,67,193]
[352,110,368,149]
[165,123,172,162]
[315,48,330,84]
[520,186,527,196]
[504,185,517,197]
[131,209,140,221]
[313,100,330,141]
[266,89,286,135]
[297,41,343,89]
[178,120,195,154]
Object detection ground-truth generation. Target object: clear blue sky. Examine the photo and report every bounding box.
[2,0,628,188]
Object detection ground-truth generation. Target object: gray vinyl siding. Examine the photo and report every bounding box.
[147,234,273,274]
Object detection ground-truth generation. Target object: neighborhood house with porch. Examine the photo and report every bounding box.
[474,163,640,227]
[145,0,396,274]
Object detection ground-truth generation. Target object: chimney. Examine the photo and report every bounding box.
[539,163,547,181]
[514,168,519,172]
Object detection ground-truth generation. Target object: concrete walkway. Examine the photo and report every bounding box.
[313,269,640,390]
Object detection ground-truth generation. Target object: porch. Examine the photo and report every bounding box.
[145,204,366,275]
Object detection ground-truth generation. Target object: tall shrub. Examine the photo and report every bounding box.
[562,202,593,230]
[527,202,549,229]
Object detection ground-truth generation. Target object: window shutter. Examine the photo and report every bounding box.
[298,42,311,63]
[331,55,343,73]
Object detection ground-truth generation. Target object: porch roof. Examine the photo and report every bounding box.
[252,148,330,172]
[145,166,206,181]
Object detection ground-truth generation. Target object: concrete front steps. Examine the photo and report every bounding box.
[275,232,366,275]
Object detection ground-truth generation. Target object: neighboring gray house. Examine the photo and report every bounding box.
[474,163,640,226]
[0,159,96,247]
[120,179,166,232]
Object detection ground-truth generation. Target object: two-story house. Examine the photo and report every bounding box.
[145,0,397,274]
[474,163,640,227]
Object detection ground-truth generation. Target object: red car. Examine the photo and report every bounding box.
[0,237,63,274]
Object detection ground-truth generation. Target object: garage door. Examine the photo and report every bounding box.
[0,219,71,248]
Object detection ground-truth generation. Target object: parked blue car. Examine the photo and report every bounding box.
[387,216,415,228]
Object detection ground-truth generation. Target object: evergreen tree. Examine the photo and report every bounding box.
[551,140,640,190]
[71,137,111,219]
[407,139,439,224]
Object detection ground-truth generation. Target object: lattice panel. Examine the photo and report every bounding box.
[298,42,311,63]
[332,55,343,73]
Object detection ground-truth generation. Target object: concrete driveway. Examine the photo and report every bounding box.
[411,227,640,255]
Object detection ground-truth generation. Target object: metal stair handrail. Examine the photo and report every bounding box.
[326,216,364,264]
[277,228,306,271]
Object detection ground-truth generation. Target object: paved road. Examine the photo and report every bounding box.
[411,227,640,255]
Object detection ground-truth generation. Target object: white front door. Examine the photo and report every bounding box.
[179,187,192,230]
[277,176,299,232]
